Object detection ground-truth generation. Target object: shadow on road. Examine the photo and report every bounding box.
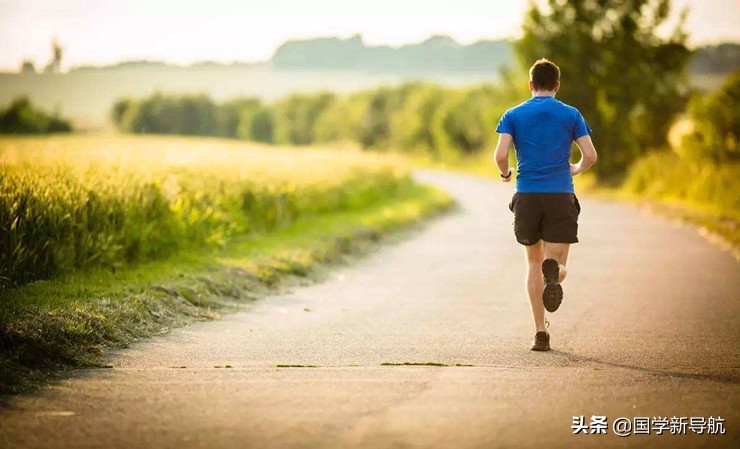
[550,350,740,385]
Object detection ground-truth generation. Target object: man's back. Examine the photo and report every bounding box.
[497,96,591,193]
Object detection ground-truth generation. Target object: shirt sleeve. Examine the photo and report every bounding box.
[496,110,514,137]
[573,110,592,140]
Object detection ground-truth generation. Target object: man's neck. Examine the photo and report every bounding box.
[532,91,556,97]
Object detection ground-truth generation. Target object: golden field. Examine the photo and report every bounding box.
[0,134,411,289]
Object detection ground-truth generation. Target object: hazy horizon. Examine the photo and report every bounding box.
[2,0,739,72]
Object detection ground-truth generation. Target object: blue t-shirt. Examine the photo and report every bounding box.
[496,96,591,193]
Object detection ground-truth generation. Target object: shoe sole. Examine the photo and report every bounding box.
[542,259,562,313]
[531,344,551,352]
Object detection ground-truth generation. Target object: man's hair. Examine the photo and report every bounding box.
[529,58,560,91]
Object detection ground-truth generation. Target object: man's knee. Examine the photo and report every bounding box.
[543,241,569,261]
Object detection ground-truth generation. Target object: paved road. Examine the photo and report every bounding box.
[1,171,739,449]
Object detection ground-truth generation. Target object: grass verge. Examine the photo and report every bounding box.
[0,182,454,397]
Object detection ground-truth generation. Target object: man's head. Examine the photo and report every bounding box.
[529,58,560,93]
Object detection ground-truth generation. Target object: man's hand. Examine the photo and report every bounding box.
[572,135,598,176]
[570,163,580,176]
[501,170,512,183]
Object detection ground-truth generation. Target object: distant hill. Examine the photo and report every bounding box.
[271,34,513,73]
[56,38,739,76]
[271,35,739,75]
[689,43,740,74]
[43,37,738,78]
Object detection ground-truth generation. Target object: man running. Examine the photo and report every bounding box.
[494,58,598,352]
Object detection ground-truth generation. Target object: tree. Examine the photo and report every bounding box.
[218,97,261,138]
[236,104,274,142]
[357,84,418,149]
[389,84,450,157]
[20,60,36,74]
[679,71,739,163]
[271,93,335,145]
[443,85,514,155]
[44,39,63,74]
[245,106,275,143]
[111,98,133,127]
[516,0,691,177]
[312,96,364,143]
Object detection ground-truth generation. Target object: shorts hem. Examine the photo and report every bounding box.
[541,238,579,244]
[516,238,542,246]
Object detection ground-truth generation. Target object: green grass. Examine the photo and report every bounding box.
[0,182,454,396]
[622,152,739,219]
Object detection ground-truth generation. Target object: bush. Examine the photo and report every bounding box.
[623,151,739,219]
[0,97,73,134]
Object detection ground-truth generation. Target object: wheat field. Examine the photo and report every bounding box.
[0,134,411,289]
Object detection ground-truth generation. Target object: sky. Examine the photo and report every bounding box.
[1,0,738,71]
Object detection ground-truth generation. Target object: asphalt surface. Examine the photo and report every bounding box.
[1,170,739,449]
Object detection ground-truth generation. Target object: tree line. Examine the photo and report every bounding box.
[111,79,523,161]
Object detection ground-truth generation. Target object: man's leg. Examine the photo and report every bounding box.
[525,241,547,333]
[541,241,570,313]
[543,241,569,282]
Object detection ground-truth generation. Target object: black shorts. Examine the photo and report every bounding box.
[508,192,581,246]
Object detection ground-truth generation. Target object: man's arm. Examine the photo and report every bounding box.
[494,133,514,182]
[571,135,597,176]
